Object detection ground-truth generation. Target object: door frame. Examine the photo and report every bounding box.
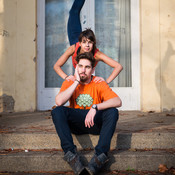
[37,0,140,110]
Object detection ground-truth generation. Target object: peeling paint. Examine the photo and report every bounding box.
[163,108,175,112]
[0,94,15,113]
[0,29,9,37]
[33,57,36,62]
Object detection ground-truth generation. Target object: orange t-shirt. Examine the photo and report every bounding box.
[59,76,118,110]
[72,42,99,68]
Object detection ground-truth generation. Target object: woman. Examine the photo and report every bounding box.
[54,0,123,84]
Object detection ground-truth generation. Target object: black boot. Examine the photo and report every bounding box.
[86,153,109,175]
[64,151,85,175]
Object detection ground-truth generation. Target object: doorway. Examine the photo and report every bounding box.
[37,0,140,110]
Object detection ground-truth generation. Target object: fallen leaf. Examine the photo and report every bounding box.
[144,148,153,151]
[110,170,119,174]
[45,116,51,119]
[129,148,137,152]
[137,114,145,117]
[159,164,168,173]
[52,105,57,109]
[169,167,175,175]
[154,120,164,123]
[148,111,155,113]
[166,113,175,116]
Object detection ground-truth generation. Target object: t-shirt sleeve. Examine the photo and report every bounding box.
[59,80,73,93]
[99,82,118,101]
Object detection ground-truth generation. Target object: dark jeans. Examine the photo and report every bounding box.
[51,106,119,156]
[67,0,85,45]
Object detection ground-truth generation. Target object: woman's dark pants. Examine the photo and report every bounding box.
[67,0,85,45]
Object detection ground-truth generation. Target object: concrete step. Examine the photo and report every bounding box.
[0,132,175,150]
[1,111,175,150]
[0,149,174,172]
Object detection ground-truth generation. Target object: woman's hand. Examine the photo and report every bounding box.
[93,76,105,83]
[65,75,75,82]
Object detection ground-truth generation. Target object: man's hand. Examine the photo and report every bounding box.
[85,108,96,128]
[65,75,75,82]
[75,65,80,82]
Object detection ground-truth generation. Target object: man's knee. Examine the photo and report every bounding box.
[51,106,65,121]
[105,108,119,122]
[51,105,62,115]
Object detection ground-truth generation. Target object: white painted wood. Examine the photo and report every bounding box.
[37,0,47,110]
[112,0,140,110]
[81,0,95,31]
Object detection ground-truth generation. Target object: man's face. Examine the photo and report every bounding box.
[77,59,94,83]
[79,37,94,53]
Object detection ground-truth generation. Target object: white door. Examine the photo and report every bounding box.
[37,0,140,110]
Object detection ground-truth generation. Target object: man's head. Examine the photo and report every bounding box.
[78,28,97,54]
[76,52,95,83]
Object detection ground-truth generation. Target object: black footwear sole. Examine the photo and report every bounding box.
[84,167,94,175]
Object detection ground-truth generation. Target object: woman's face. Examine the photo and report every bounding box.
[79,37,94,53]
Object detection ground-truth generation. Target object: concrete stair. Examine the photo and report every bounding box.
[0,150,175,172]
[0,111,175,173]
[1,132,175,150]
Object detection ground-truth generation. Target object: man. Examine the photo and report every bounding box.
[51,52,122,175]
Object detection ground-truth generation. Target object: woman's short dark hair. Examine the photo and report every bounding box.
[76,52,96,68]
[78,28,97,55]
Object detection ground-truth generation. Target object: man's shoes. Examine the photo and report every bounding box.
[64,151,85,175]
[85,153,109,175]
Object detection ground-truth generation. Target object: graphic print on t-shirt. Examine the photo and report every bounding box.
[76,94,94,109]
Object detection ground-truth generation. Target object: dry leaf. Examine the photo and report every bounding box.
[148,111,155,113]
[169,167,175,175]
[144,148,153,151]
[137,114,145,117]
[52,105,57,109]
[159,164,168,173]
[45,116,51,119]
[154,120,164,123]
[166,113,175,116]
[110,170,118,174]
[129,148,137,152]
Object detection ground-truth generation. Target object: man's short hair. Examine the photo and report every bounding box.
[76,52,96,68]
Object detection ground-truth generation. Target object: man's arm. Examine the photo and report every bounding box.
[55,66,80,106]
[85,97,122,128]
[55,80,79,106]
[96,96,122,110]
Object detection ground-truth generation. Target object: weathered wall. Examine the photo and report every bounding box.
[0,0,36,112]
[141,0,175,111]
[159,0,175,111]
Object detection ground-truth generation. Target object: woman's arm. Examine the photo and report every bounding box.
[53,45,75,80]
[95,51,123,84]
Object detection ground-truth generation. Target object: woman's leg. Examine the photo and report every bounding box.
[67,0,85,45]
